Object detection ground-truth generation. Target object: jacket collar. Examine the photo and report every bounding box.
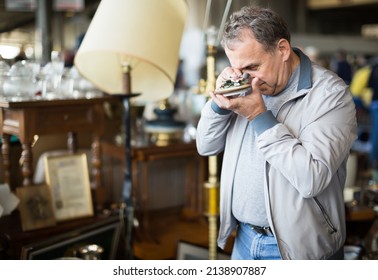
[293,47,312,91]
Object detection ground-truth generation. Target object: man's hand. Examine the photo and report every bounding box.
[212,68,266,121]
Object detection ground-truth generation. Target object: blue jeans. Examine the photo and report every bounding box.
[231,222,281,260]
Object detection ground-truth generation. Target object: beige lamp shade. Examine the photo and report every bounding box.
[74,0,188,103]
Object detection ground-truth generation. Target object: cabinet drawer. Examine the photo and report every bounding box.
[35,105,99,133]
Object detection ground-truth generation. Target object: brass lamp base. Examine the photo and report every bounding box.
[144,98,185,146]
[145,126,184,146]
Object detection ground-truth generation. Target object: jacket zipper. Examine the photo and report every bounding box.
[314,197,337,234]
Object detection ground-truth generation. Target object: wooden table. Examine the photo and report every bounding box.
[0,96,112,210]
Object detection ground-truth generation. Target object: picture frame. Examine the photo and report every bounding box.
[44,153,93,221]
[16,184,56,231]
[176,240,230,260]
[20,216,122,260]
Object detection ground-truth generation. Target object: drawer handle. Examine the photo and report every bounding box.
[64,115,69,120]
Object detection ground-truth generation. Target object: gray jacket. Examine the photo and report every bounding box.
[196,49,357,259]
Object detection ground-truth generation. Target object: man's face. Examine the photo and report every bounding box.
[224,29,289,96]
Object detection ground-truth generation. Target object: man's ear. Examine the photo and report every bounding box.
[277,39,291,61]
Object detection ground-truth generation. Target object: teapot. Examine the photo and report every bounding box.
[3,60,39,99]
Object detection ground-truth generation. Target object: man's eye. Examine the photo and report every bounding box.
[245,66,258,72]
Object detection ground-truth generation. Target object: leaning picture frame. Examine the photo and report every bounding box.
[16,184,56,231]
[44,153,93,221]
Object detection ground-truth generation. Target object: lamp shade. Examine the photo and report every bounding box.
[74,0,188,103]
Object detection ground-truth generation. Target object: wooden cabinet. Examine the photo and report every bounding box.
[101,140,207,232]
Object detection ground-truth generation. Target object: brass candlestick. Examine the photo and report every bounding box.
[203,40,220,261]
[201,0,233,260]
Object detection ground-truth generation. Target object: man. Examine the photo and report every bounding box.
[367,61,378,180]
[330,49,353,85]
[196,5,357,260]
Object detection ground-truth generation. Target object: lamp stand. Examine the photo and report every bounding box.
[201,0,232,260]
[203,43,220,260]
[115,65,140,259]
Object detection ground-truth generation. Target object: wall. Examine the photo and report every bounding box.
[292,33,378,56]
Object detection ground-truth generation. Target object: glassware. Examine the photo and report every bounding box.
[64,66,84,98]
[0,60,10,97]
[40,62,64,99]
[2,60,38,99]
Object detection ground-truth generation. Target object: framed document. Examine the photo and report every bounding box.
[44,153,93,221]
[16,184,56,231]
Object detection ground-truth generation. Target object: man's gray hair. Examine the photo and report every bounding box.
[221,5,291,53]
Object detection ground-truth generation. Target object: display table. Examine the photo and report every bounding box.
[0,96,112,209]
